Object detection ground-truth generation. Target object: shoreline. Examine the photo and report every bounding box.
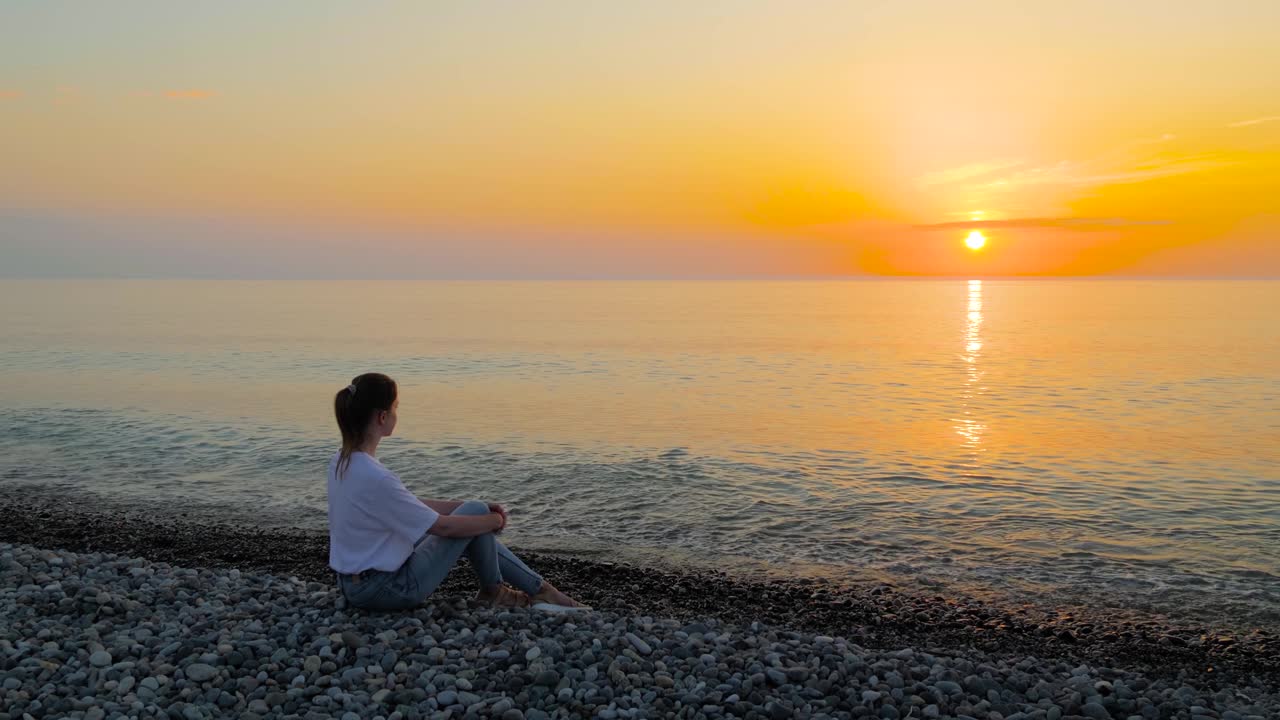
[1,493,1275,689]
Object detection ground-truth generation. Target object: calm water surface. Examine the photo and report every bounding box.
[1,280,1277,626]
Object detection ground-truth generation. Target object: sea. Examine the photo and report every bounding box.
[1,279,1276,628]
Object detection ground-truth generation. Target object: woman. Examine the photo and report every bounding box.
[328,372,588,612]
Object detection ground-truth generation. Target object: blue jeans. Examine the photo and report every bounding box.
[338,500,544,611]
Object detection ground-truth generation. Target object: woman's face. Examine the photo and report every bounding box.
[379,398,399,437]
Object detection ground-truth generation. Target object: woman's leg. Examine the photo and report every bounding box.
[420,499,503,585]
[418,503,558,600]
[495,545,584,607]
[391,499,580,609]
[376,500,504,607]
[494,541,544,595]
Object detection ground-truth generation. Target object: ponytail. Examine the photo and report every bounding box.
[334,373,397,479]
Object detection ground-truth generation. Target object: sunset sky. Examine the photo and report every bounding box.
[2,1,1278,278]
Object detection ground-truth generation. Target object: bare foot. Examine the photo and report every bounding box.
[531,582,584,608]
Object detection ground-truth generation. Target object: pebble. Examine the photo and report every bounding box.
[625,632,652,655]
[0,540,1273,720]
[185,663,217,682]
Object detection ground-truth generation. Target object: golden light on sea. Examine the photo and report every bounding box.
[965,231,987,250]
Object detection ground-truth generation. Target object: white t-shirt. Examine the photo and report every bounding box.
[327,450,440,574]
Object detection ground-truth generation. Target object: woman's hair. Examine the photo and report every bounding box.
[334,372,397,479]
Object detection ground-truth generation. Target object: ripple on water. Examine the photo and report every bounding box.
[0,405,1277,628]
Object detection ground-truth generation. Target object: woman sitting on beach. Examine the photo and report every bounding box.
[327,372,588,612]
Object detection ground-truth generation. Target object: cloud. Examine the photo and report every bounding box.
[163,90,215,100]
[971,153,1228,192]
[915,217,1171,231]
[922,132,1213,210]
[1227,115,1280,128]
[916,160,1025,187]
[0,91,20,100]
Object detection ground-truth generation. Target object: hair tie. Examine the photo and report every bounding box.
[347,383,358,396]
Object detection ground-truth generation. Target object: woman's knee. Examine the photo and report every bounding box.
[454,499,489,516]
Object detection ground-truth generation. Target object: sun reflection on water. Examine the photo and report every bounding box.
[956,279,987,450]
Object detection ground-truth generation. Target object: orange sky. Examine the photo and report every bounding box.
[1,2,1277,278]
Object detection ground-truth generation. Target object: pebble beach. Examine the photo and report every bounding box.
[7,2,1280,717]
[2,496,1277,720]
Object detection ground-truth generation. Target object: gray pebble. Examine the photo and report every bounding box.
[625,632,652,655]
[185,663,218,683]
[935,680,963,695]
[1082,703,1111,720]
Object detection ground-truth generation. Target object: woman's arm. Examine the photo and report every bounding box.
[428,511,504,538]
[421,499,464,515]
[420,499,508,531]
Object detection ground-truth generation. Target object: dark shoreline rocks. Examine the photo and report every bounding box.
[1,492,1276,692]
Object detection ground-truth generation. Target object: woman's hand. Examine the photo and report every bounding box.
[489,503,508,532]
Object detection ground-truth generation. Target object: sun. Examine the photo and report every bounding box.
[964,230,987,250]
